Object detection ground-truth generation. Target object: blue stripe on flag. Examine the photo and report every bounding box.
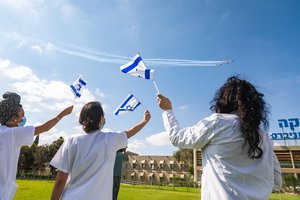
[121,56,142,73]
[79,78,87,86]
[120,94,133,108]
[133,102,141,110]
[145,69,150,79]
[70,85,81,97]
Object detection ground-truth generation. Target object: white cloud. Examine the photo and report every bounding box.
[39,131,69,145]
[31,45,43,53]
[0,58,105,115]
[0,59,39,81]
[95,88,106,99]
[127,139,146,153]
[146,132,171,146]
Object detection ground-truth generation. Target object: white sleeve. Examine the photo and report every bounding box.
[108,131,128,151]
[162,110,217,149]
[12,126,35,147]
[273,151,282,191]
[50,138,72,173]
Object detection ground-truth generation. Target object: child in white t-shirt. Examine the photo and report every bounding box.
[0,92,73,200]
[50,101,150,200]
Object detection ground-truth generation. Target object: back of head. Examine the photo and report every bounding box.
[79,102,104,133]
[210,76,269,159]
[0,92,21,125]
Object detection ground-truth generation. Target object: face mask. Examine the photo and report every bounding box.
[18,117,27,127]
[100,118,105,130]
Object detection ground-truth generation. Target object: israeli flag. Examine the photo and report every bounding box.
[114,93,141,115]
[70,76,87,98]
[120,54,154,80]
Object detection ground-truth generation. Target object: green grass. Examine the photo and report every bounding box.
[14,180,299,200]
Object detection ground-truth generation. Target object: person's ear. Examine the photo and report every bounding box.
[100,115,105,124]
[11,115,18,122]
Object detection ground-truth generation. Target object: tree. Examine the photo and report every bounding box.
[47,137,64,174]
[33,145,49,174]
[173,148,194,175]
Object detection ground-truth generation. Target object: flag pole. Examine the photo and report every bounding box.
[152,80,160,94]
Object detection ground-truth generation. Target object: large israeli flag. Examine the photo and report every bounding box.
[114,93,141,115]
[70,76,87,98]
[120,54,154,80]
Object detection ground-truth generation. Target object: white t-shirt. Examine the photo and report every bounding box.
[0,126,34,200]
[162,110,282,200]
[50,131,128,200]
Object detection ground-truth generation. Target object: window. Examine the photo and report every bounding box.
[150,164,155,170]
[133,163,136,169]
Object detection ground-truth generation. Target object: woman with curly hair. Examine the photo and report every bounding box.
[0,92,73,200]
[157,76,282,200]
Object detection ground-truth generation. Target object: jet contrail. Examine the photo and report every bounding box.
[4,31,232,67]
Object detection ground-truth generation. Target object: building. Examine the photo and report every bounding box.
[121,152,190,184]
[273,146,300,179]
[193,146,300,182]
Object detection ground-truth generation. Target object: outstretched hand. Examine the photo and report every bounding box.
[157,94,172,111]
[143,110,151,123]
[61,105,74,117]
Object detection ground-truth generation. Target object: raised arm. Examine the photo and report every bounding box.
[125,110,151,139]
[34,105,73,136]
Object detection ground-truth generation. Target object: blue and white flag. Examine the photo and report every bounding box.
[114,93,141,115]
[120,53,154,80]
[70,76,87,98]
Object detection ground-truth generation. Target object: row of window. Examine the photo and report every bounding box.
[124,162,186,170]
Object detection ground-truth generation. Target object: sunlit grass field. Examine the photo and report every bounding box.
[14,180,299,200]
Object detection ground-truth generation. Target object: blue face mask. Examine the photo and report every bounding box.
[18,117,27,127]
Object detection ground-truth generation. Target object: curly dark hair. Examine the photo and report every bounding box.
[210,76,269,159]
[79,102,104,133]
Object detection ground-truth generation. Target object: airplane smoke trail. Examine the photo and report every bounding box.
[3,31,232,67]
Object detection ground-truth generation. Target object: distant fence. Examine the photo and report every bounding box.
[17,172,55,181]
[121,179,198,190]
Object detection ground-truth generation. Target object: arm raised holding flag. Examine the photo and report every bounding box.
[125,110,151,138]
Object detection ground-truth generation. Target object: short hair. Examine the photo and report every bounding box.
[79,102,104,133]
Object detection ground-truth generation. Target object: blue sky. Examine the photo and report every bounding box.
[0,0,299,155]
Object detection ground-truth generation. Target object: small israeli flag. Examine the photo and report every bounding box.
[70,76,87,98]
[114,93,141,115]
[120,53,154,80]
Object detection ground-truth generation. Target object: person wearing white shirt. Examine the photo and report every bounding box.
[0,92,73,200]
[50,101,151,200]
[157,76,282,200]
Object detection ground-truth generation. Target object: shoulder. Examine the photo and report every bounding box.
[209,113,239,122]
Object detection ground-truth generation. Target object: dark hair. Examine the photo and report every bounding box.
[79,102,104,133]
[210,76,269,159]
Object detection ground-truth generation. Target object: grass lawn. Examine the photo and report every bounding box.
[14,180,300,200]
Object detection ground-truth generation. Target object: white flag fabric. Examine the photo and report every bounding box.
[114,93,141,115]
[120,54,154,80]
[70,76,87,98]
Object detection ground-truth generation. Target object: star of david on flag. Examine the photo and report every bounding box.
[120,53,154,80]
[70,76,87,98]
[114,93,141,115]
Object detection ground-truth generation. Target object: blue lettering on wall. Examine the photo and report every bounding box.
[270,118,300,140]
